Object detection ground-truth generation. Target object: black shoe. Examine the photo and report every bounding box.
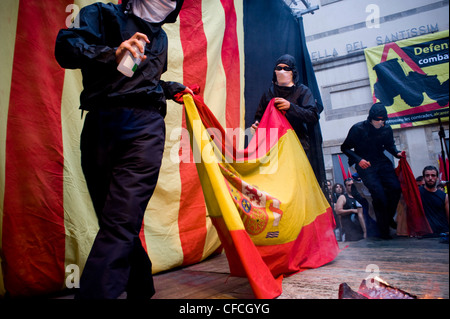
[389,220,397,229]
[380,234,393,240]
[126,291,154,300]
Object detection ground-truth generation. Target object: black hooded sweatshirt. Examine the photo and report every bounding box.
[254,54,319,152]
[55,0,185,116]
[341,103,401,167]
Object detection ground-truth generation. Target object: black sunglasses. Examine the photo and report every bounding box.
[275,66,293,71]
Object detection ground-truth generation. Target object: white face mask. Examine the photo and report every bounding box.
[275,70,294,87]
[132,0,177,23]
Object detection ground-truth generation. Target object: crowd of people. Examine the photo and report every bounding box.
[325,164,449,243]
[318,80,448,243]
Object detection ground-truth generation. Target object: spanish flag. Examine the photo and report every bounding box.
[183,94,339,299]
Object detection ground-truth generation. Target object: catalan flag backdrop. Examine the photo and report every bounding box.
[0,0,327,297]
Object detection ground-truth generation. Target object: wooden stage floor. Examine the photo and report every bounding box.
[152,236,448,299]
[50,236,448,300]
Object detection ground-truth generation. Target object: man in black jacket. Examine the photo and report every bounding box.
[55,0,189,299]
[341,102,404,239]
[251,54,319,159]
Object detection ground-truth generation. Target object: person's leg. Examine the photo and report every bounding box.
[80,110,112,220]
[356,207,367,238]
[356,166,391,238]
[77,108,165,299]
[126,237,155,299]
[379,164,402,227]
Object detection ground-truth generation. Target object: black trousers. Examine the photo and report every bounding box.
[356,160,401,238]
[77,107,165,299]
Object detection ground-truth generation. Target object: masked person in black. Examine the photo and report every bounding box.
[252,54,319,159]
[55,0,190,299]
[341,102,405,239]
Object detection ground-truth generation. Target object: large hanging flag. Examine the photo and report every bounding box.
[0,0,243,297]
[182,93,339,299]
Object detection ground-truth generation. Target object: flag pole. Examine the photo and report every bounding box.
[438,116,449,186]
[338,154,347,180]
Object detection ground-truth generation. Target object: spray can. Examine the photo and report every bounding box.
[117,39,146,77]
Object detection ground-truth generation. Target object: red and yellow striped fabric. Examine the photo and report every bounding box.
[183,94,339,299]
[0,0,244,297]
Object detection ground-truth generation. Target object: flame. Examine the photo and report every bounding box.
[359,276,417,299]
[422,294,444,299]
[421,281,445,299]
[374,276,389,285]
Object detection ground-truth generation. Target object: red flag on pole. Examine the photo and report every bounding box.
[338,155,347,180]
[395,157,433,236]
[438,155,449,182]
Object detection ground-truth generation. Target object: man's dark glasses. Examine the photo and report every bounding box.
[275,66,293,71]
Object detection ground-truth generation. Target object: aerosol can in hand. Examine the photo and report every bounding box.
[117,39,146,77]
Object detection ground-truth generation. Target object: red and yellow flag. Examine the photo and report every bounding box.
[183,94,339,299]
[0,0,243,297]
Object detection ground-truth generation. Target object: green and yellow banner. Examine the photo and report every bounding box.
[365,30,449,129]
